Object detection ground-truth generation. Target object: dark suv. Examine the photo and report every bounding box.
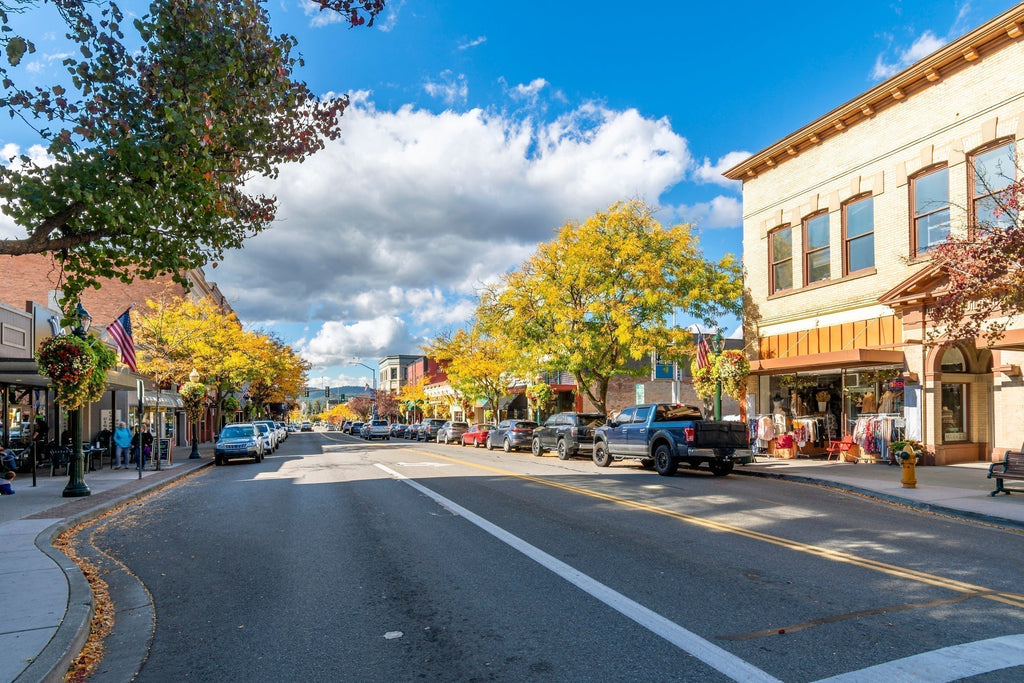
[531,412,606,460]
[417,418,447,441]
[486,419,538,452]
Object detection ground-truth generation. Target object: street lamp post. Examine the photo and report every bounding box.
[188,368,202,459]
[710,332,725,421]
[348,361,377,418]
[62,303,92,498]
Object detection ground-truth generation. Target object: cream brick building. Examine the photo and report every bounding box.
[726,5,1024,465]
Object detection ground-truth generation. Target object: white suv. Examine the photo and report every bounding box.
[366,420,391,440]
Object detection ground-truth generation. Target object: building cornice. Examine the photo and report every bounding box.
[724,6,1024,181]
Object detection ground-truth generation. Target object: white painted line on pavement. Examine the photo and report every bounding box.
[815,633,1024,682]
[375,463,781,683]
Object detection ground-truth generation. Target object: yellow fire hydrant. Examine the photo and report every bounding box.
[900,447,917,489]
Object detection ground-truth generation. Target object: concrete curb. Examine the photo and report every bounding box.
[733,467,1024,534]
[14,460,213,683]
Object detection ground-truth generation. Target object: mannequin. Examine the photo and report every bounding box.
[790,390,805,416]
[861,390,877,414]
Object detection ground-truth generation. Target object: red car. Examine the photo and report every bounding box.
[460,423,492,447]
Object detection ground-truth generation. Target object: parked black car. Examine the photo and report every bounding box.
[531,412,606,460]
[417,418,447,442]
[486,419,538,452]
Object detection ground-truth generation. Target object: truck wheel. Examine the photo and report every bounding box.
[710,460,734,476]
[557,440,571,460]
[531,438,543,457]
[654,444,678,476]
[640,458,655,470]
[593,443,612,467]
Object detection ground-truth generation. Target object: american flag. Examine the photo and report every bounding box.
[696,333,711,371]
[108,308,137,372]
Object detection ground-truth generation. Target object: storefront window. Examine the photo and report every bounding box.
[941,383,967,442]
[940,346,965,373]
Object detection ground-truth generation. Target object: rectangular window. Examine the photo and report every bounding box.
[972,141,1015,229]
[769,226,792,294]
[843,196,874,274]
[912,166,950,254]
[804,213,830,285]
[940,383,967,443]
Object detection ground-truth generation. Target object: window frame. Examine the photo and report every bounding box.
[802,210,831,287]
[842,193,875,277]
[768,225,793,295]
[909,164,951,257]
[969,138,1016,230]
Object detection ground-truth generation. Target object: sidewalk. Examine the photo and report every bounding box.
[736,456,1024,530]
[1,446,213,683]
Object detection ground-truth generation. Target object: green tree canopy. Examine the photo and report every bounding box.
[478,200,742,415]
[0,0,383,300]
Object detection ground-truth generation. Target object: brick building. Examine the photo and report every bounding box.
[1,254,230,454]
[726,6,1024,464]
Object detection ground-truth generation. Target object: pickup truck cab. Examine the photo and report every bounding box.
[593,403,748,476]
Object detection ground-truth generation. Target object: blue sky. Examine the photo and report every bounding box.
[1,0,1019,389]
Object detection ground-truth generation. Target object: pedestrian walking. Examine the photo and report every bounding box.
[132,422,154,469]
[113,421,132,469]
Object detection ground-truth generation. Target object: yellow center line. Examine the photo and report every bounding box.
[400,447,1024,609]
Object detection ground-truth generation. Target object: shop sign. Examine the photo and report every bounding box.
[887,379,905,390]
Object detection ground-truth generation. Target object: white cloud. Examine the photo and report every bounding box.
[214,95,692,328]
[423,70,468,105]
[692,150,750,188]
[458,36,486,50]
[299,316,419,365]
[511,78,548,99]
[872,30,946,80]
[673,195,742,230]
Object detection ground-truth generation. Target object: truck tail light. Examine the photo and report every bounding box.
[683,427,695,443]
[569,426,579,437]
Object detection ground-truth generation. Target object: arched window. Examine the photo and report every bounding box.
[940,346,966,373]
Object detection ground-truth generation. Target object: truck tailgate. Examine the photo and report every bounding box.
[693,421,748,449]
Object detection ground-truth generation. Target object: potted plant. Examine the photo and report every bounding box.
[815,389,830,412]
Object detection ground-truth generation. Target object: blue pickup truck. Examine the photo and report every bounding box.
[593,403,748,476]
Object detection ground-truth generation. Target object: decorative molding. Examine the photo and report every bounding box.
[994,364,1021,377]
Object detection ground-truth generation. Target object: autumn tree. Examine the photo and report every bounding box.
[347,395,373,421]
[375,389,401,422]
[0,0,383,300]
[243,334,309,418]
[427,328,512,425]
[399,375,430,422]
[479,200,743,415]
[929,157,1024,344]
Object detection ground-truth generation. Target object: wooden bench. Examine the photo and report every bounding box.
[988,450,1024,496]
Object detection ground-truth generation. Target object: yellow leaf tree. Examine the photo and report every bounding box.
[427,328,511,425]
[479,200,742,415]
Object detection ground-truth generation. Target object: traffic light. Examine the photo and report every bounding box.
[339,394,345,401]
[304,386,310,397]
[325,386,330,397]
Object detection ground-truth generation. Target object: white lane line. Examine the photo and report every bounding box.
[815,633,1024,682]
[374,463,780,683]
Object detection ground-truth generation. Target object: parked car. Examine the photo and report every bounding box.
[405,423,420,440]
[417,418,447,442]
[252,422,276,455]
[593,403,748,476]
[366,419,391,440]
[390,423,406,438]
[274,421,288,441]
[486,420,538,452]
[252,420,279,452]
[301,421,313,432]
[350,421,364,437]
[214,423,264,465]
[531,412,607,460]
[287,424,299,433]
[460,423,491,447]
[437,421,469,444]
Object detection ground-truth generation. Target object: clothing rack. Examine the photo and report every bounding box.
[852,413,905,461]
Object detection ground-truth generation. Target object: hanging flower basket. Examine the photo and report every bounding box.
[692,350,751,402]
[36,334,117,410]
[222,395,240,412]
[180,381,208,422]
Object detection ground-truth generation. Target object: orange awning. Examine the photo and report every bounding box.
[750,349,906,375]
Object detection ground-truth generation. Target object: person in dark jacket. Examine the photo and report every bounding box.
[131,422,154,468]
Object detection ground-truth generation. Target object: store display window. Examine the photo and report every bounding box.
[941,383,967,442]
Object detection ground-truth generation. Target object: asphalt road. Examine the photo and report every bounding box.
[86,430,1024,682]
